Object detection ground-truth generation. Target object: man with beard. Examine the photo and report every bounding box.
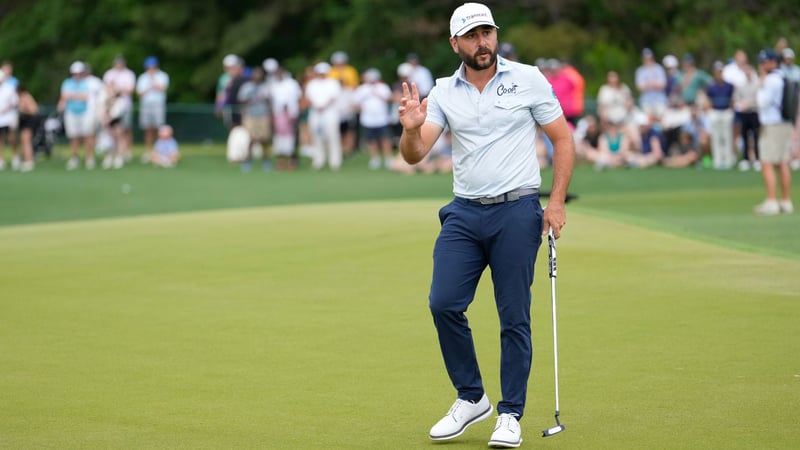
[398,3,575,448]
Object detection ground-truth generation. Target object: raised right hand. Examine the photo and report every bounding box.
[398,82,428,130]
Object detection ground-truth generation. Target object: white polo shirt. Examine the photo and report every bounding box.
[425,56,562,198]
[757,70,784,126]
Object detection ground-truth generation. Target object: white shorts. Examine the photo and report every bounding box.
[272,135,296,156]
[139,102,166,129]
[64,112,95,138]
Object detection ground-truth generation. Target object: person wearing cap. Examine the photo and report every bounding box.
[102,55,136,160]
[266,60,303,171]
[662,54,680,97]
[498,42,516,61]
[353,68,394,170]
[635,47,668,118]
[304,62,343,170]
[58,61,97,170]
[221,56,248,130]
[327,51,359,157]
[705,61,736,169]
[754,48,794,215]
[405,52,434,99]
[136,56,170,150]
[780,48,800,170]
[398,3,575,447]
[216,54,241,121]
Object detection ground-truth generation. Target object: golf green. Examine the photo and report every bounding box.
[1,201,798,449]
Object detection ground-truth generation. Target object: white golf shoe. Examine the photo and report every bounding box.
[429,393,492,441]
[488,413,522,448]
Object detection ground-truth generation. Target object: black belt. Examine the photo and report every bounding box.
[464,188,539,205]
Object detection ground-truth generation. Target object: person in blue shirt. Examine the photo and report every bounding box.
[398,3,575,447]
[58,61,96,170]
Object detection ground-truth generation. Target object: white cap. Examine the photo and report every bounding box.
[783,48,795,59]
[662,54,678,69]
[449,3,498,37]
[331,51,348,65]
[69,61,86,74]
[223,54,240,67]
[262,58,279,73]
[397,62,413,78]
[314,62,331,75]
[363,68,381,82]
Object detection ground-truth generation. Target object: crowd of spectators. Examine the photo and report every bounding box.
[573,45,800,177]
[1,41,799,190]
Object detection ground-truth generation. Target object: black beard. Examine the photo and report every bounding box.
[459,46,497,71]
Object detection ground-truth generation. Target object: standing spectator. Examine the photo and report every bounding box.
[498,42,517,61]
[706,61,736,169]
[724,49,753,163]
[398,3,575,445]
[0,71,19,171]
[215,54,239,123]
[597,71,634,126]
[15,83,38,172]
[237,66,272,171]
[675,53,712,106]
[754,49,793,215]
[780,48,800,170]
[406,52,434,99]
[102,55,136,160]
[304,62,342,171]
[0,61,20,168]
[561,60,585,125]
[267,62,303,171]
[222,56,248,130]
[733,63,761,171]
[662,54,680,98]
[58,61,96,170]
[297,65,317,160]
[353,68,394,170]
[635,48,668,118]
[328,51,359,158]
[100,81,132,169]
[136,56,170,150]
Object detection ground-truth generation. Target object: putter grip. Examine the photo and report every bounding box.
[548,231,557,278]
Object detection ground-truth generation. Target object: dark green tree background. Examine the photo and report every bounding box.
[1,0,798,103]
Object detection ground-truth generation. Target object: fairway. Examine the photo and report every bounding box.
[1,201,798,449]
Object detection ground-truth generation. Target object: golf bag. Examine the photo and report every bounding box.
[32,112,64,158]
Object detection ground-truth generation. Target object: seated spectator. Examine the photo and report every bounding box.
[626,112,665,168]
[661,95,692,154]
[573,114,601,161]
[588,116,632,170]
[141,124,179,167]
[663,106,709,168]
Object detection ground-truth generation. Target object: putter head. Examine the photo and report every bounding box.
[542,424,565,437]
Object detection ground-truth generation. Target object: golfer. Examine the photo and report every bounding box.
[398,2,574,447]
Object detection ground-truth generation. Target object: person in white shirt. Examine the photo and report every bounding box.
[304,62,343,171]
[266,61,303,171]
[0,71,19,171]
[136,56,170,150]
[754,48,793,215]
[398,3,574,446]
[353,68,394,169]
[103,55,136,160]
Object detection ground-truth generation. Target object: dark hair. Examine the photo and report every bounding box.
[15,82,27,93]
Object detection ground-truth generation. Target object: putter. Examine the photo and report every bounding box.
[542,229,565,437]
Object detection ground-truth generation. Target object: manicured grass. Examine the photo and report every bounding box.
[1,203,797,449]
[1,144,798,448]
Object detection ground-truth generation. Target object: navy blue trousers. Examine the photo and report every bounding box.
[429,195,543,419]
